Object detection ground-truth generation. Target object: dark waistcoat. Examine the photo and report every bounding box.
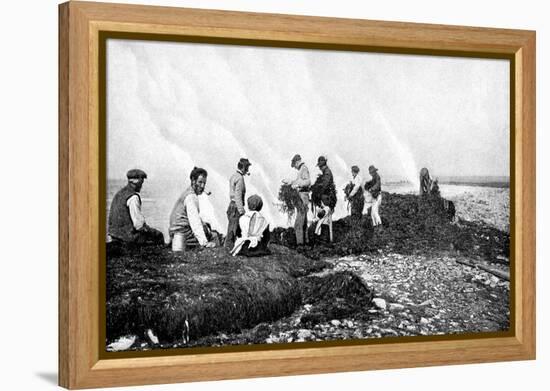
[108,185,140,242]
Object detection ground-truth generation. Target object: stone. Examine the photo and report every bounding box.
[372,298,387,310]
[420,317,429,325]
[330,320,341,327]
[389,303,405,312]
[297,329,313,340]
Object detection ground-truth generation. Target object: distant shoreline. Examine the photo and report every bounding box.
[437,181,509,189]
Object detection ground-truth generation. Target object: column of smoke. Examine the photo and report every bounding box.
[110,40,422,232]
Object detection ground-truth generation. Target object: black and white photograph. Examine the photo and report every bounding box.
[105,37,511,352]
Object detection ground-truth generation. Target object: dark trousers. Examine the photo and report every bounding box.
[113,226,165,246]
[350,194,365,220]
[224,201,242,249]
[236,227,272,257]
[294,193,309,245]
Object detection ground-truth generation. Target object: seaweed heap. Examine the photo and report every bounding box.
[300,271,374,325]
[106,244,329,347]
[272,192,509,261]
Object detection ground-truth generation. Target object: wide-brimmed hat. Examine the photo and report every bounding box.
[239,158,252,168]
[316,156,327,167]
[126,168,147,179]
[291,154,302,167]
[368,165,378,173]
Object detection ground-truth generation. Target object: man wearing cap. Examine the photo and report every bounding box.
[290,154,311,246]
[346,165,365,220]
[312,155,336,209]
[108,169,165,245]
[365,165,383,226]
[224,158,251,249]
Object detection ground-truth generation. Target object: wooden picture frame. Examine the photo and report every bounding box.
[59,1,535,389]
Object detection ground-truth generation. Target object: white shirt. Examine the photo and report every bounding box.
[126,194,145,230]
[231,211,269,256]
[184,193,208,246]
[349,174,363,197]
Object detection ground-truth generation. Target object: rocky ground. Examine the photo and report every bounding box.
[107,186,510,351]
[444,185,509,232]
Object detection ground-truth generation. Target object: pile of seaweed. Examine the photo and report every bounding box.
[299,271,374,326]
[106,244,329,346]
[271,192,509,261]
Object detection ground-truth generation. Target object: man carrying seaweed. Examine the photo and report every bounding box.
[365,165,383,227]
[168,167,217,251]
[346,165,365,220]
[288,154,311,246]
[310,156,337,243]
[108,168,164,245]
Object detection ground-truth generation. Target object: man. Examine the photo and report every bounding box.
[108,169,164,245]
[290,154,311,246]
[419,167,432,196]
[346,165,365,220]
[169,167,217,251]
[311,155,336,210]
[224,158,251,249]
[365,165,382,227]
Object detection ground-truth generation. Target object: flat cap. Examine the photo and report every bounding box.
[351,165,360,173]
[368,165,378,173]
[126,168,147,179]
[316,155,327,166]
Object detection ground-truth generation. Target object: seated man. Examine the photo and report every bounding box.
[169,167,217,251]
[231,194,271,257]
[108,168,164,246]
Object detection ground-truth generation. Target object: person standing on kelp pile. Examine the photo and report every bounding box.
[311,155,337,211]
[419,167,432,196]
[168,167,217,252]
[346,165,365,220]
[365,165,383,227]
[288,154,311,246]
[108,169,165,246]
[224,158,251,250]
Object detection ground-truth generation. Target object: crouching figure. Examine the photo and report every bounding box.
[231,194,271,257]
[169,167,217,252]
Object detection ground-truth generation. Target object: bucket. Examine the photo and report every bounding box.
[171,232,186,252]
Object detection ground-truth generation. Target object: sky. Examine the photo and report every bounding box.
[106,39,509,231]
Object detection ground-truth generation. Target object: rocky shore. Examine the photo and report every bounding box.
[106,188,510,351]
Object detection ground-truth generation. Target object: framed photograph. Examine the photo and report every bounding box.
[59,1,535,389]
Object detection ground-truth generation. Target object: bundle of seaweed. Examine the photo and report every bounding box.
[277,183,303,219]
[106,244,329,347]
[311,178,337,209]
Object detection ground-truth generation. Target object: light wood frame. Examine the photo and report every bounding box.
[59,1,536,389]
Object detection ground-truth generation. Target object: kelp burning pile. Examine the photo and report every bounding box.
[272,192,509,261]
